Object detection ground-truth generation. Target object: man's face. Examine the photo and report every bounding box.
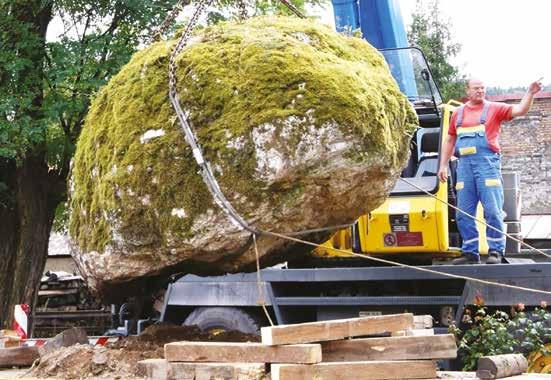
[466,80,486,103]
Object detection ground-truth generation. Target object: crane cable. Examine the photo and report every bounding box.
[167,0,261,235]
[253,230,551,296]
[397,176,551,259]
[250,177,551,325]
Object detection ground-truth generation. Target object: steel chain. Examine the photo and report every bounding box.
[168,0,259,233]
[153,0,188,42]
[166,0,307,234]
[279,0,305,18]
[236,0,248,20]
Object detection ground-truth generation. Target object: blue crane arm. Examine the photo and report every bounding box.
[331,0,417,97]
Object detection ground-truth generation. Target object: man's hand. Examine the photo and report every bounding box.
[512,78,544,117]
[437,166,448,183]
[528,78,543,95]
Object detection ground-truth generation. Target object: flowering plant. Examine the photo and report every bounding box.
[449,302,551,370]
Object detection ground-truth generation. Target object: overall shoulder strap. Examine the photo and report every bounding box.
[480,101,490,125]
[456,105,466,128]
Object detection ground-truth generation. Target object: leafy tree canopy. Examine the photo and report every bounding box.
[407,0,466,102]
[0,0,322,173]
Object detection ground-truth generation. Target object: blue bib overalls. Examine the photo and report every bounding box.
[454,102,505,257]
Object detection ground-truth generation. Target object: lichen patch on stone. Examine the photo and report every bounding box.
[140,129,166,143]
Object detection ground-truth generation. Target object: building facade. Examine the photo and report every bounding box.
[488,92,551,215]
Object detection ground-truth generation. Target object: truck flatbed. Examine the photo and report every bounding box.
[161,261,551,328]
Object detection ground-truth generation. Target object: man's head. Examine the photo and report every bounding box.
[466,78,486,104]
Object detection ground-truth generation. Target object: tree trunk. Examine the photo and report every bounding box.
[0,156,61,332]
[0,1,55,331]
[0,161,19,327]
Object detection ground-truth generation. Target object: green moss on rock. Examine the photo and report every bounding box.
[69,16,417,288]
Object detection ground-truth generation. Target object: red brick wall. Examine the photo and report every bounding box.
[494,94,551,214]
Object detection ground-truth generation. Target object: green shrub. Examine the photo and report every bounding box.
[449,302,551,371]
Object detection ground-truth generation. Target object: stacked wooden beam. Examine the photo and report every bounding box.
[0,329,21,348]
[138,313,457,380]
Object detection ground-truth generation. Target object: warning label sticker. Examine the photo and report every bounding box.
[384,232,423,247]
[383,233,397,247]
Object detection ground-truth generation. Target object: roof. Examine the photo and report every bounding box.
[457,91,551,103]
[486,91,551,102]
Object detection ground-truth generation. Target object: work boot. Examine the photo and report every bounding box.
[486,251,505,264]
[452,253,481,265]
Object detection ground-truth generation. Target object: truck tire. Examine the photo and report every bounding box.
[183,307,260,334]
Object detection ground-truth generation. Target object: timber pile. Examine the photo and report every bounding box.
[138,313,458,379]
[0,329,40,368]
[0,346,39,368]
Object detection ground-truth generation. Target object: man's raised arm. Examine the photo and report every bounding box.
[511,78,544,117]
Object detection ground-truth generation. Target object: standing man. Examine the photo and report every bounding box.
[438,78,543,265]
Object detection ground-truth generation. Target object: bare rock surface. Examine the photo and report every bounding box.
[38,327,88,357]
[69,16,417,294]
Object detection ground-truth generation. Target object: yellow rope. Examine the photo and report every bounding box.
[253,234,275,326]
[261,229,551,296]
[398,176,551,259]
[251,162,551,313]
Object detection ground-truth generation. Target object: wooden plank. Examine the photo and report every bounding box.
[322,334,456,362]
[0,346,39,367]
[0,337,21,348]
[392,329,435,337]
[434,371,551,379]
[138,359,170,380]
[434,372,551,379]
[137,359,266,380]
[414,315,434,329]
[261,314,414,345]
[393,315,434,337]
[164,342,321,364]
[434,372,477,379]
[188,362,265,380]
[0,330,19,339]
[271,360,436,380]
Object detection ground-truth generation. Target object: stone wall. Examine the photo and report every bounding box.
[492,92,551,214]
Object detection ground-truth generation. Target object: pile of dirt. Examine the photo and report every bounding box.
[32,323,260,379]
[31,344,150,380]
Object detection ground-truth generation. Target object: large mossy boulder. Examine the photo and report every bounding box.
[69,16,417,294]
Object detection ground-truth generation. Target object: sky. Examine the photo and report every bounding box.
[47,0,550,88]
[311,0,550,88]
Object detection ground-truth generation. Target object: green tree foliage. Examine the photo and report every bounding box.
[407,0,465,102]
[486,86,528,96]
[0,0,318,329]
[486,82,550,96]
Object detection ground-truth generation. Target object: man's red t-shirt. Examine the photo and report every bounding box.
[448,101,513,153]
